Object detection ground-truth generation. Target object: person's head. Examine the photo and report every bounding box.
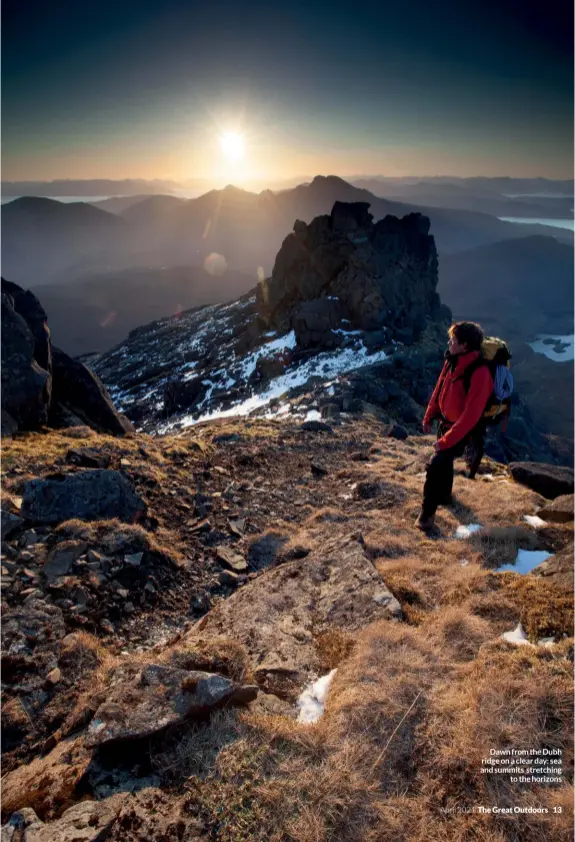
[448,321,484,355]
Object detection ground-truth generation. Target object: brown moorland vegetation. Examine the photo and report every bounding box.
[1,416,572,840]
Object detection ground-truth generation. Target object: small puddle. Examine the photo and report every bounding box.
[496,549,552,575]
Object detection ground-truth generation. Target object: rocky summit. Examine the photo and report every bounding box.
[89,203,564,467]
[1,202,573,842]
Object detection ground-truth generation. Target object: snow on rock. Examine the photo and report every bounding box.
[454,524,483,539]
[158,338,389,432]
[496,549,552,575]
[523,514,548,528]
[297,669,338,724]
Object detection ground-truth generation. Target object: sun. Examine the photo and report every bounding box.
[219,131,245,162]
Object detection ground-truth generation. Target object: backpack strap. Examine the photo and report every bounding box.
[460,357,489,395]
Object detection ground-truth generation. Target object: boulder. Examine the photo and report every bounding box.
[1,279,132,436]
[65,448,112,469]
[197,535,402,698]
[530,545,574,592]
[21,470,146,524]
[49,347,134,435]
[43,541,88,583]
[2,279,51,372]
[381,423,408,440]
[216,546,248,572]
[536,495,574,524]
[1,291,50,429]
[86,664,258,746]
[1,509,23,540]
[509,462,574,499]
[300,420,333,433]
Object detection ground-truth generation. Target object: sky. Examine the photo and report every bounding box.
[2,0,574,185]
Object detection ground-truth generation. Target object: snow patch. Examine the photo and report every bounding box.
[297,669,337,724]
[454,523,483,539]
[523,514,547,528]
[502,624,533,646]
[501,624,558,648]
[496,549,552,575]
[305,409,322,422]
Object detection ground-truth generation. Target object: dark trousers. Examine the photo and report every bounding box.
[421,419,485,518]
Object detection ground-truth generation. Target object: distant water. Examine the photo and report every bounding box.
[528,334,575,363]
[1,192,199,205]
[503,192,573,199]
[1,195,116,204]
[498,216,574,231]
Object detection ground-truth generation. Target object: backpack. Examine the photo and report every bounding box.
[461,336,513,426]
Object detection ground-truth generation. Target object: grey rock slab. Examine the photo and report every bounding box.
[21,470,146,524]
[216,546,248,572]
[196,535,402,692]
[43,541,88,583]
[86,664,258,746]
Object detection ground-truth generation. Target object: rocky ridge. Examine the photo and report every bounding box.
[2,201,573,841]
[90,203,563,466]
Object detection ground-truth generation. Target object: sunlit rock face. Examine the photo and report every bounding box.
[256,201,441,347]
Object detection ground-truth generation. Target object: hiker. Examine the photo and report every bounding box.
[415,321,493,531]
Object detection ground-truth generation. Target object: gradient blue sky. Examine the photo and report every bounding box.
[2,0,573,183]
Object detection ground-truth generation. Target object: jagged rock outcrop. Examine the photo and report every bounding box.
[1,291,51,430]
[1,279,133,436]
[256,202,440,348]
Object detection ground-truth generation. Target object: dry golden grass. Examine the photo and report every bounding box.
[2,418,572,840]
[314,629,357,671]
[152,709,243,783]
[499,576,574,641]
[53,517,182,561]
[164,636,254,685]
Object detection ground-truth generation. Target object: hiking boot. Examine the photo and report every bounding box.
[415,512,435,531]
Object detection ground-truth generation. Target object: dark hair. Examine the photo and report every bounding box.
[448,321,484,352]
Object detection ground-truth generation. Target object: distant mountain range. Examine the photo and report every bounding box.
[439,235,574,444]
[36,265,255,357]
[3,174,573,197]
[3,175,572,289]
[439,235,574,341]
[353,178,574,218]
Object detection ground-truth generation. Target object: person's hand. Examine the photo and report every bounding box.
[422,421,433,434]
[433,441,442,452]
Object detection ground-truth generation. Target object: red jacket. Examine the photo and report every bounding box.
[423,350,493,450]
